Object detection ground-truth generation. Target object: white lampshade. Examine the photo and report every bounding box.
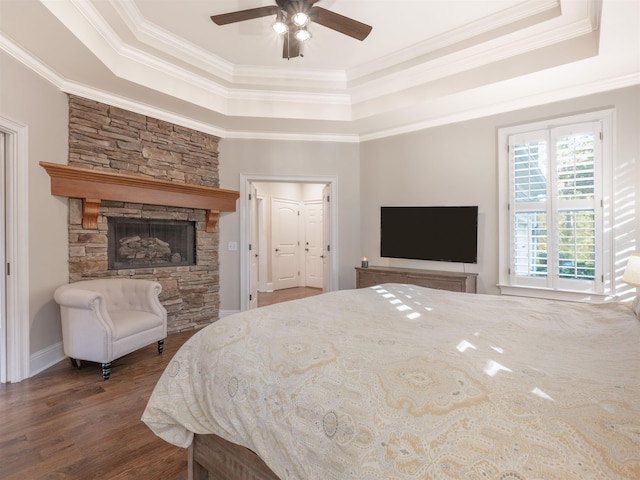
[622,253,640,286]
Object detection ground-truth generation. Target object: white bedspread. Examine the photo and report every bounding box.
[142,284,640,479]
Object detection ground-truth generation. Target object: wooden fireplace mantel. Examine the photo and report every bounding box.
[40,162,239,232]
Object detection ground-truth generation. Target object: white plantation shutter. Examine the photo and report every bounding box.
[511,130,548,284]
[499,111,612,299]
[554,123,599,290]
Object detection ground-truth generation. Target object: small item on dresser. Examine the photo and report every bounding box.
[361,256,369,268]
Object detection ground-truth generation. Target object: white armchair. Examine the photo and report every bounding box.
[54,278,167,380]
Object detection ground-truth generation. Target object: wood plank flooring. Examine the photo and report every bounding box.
[0,287,322,480]
[0,329,197,480]
[258,286,322,307]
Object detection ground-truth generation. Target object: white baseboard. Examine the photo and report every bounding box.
[219,309,240,318]
[30,341,65,377]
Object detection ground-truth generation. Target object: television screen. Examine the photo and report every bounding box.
[380,206,478,263]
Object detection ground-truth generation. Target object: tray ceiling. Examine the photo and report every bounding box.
[0,0,638,141]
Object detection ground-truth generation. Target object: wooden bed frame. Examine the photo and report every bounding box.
[188,433,280,480]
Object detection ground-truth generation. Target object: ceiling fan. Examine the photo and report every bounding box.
[210,0,372,59]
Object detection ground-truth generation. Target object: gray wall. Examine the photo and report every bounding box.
[360,85,640,295]
[0,51,69,356]
[218,139,361,312]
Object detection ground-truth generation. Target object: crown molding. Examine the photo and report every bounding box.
[223,130,360,143]
[112,0,236,82]
[39,0,603,123]
[3,29,638,145]
[347,0,562,81]
[118,0,349,89]
[0,33,67,87]
[359,73,640,142]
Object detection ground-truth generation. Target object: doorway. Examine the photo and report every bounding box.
[239,174,338,311]
[0,115,30,383]
[0,132,5,382]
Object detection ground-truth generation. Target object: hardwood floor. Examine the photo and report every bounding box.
[0,287,322,480]
[258,286,322,307]
[0,329,197,480]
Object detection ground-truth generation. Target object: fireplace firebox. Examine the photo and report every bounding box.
[107,217,196,270]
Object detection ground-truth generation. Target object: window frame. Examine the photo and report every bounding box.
[498,109,614,302]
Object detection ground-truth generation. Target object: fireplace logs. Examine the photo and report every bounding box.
[118,235,181,265]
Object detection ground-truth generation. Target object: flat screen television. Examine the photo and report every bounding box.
[380,206,478,263]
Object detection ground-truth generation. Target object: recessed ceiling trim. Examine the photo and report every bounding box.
[228,88,350,105]
[358,72,640,143]
[224,130,360,143]
[3,0,637,144]
[115,0,350,88]
[39,0,602,125]
[3,27,637,145]
[99,0,568,93]
[233,64,347,89]
[41,0,354,119]
[346,0,563,81]
[350,16,599,105]
[112,0,237,83]
[116,0,350,89]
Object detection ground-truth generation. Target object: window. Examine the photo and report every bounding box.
[498,110,613,301]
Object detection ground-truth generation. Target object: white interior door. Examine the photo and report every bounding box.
[304,200,323,289]
[272,198,300,290]
[322,185,331,292]
[249,185,259,309]
[257,195,268,292]
[0,133,6,382]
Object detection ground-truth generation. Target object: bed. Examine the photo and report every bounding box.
[142,284,640,479]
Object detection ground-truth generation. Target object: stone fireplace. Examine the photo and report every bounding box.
[60,95,234,333]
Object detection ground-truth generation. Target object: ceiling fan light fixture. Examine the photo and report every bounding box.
[273,9,288,34]
[273,20,288,34]
[294,28,311,42]
[292,11,309,27]
[210,1,373,59]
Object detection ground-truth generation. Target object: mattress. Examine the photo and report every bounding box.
[143,284,640,479]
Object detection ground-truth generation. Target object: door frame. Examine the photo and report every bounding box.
[239,173,338,312]
[0,115,30,383]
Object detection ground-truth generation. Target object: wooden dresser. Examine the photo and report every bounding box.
[355,265,477,293]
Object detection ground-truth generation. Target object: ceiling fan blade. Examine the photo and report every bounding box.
[276,0,321,7]
[309,6,372,41]
[211,6,278,26]
[282,34,301,59]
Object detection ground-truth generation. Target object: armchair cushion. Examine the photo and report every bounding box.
[110,311,164,340]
